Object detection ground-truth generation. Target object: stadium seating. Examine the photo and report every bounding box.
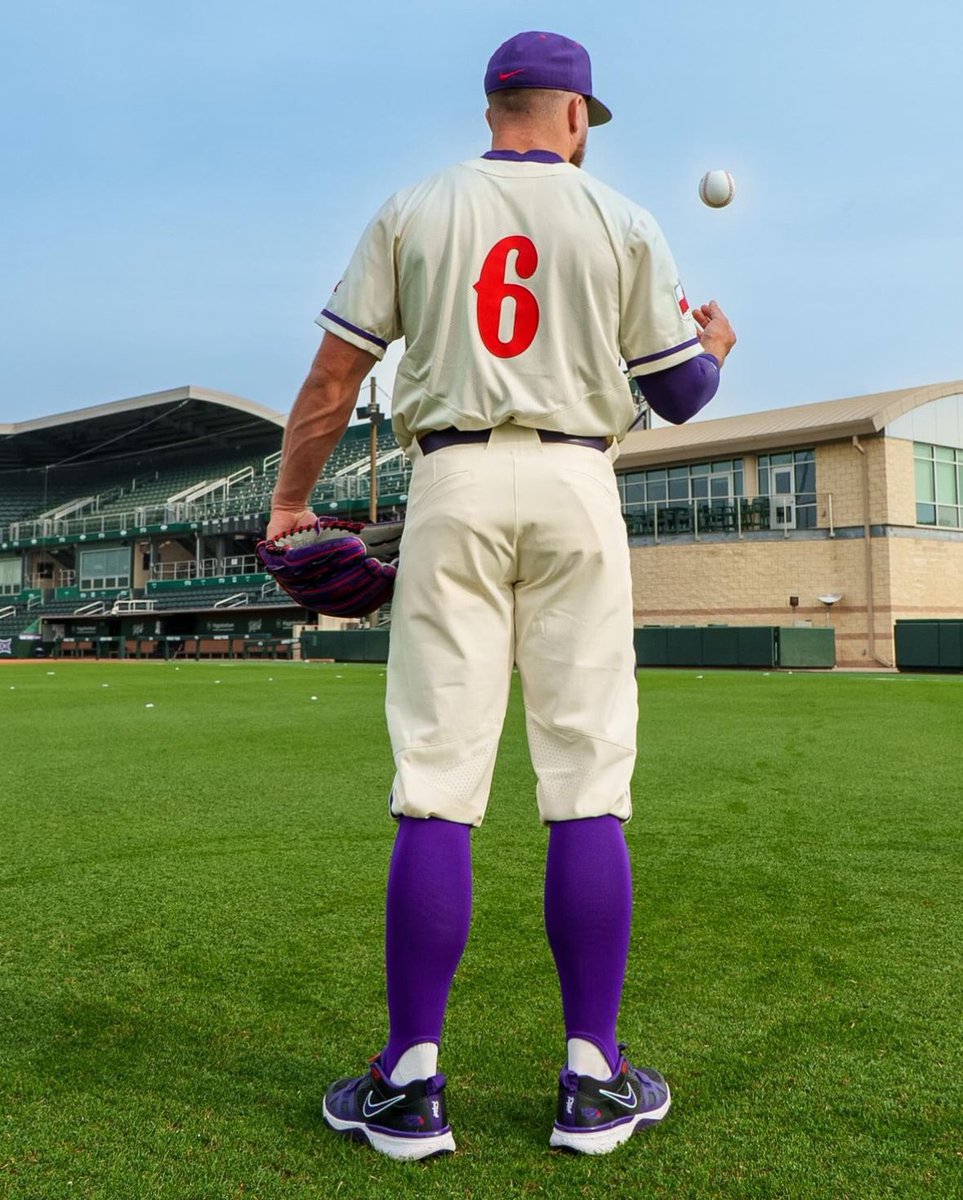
[1,416,405,654]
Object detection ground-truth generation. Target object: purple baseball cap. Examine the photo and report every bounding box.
[485,31,612,126]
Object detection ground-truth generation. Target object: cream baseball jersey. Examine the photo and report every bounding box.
[317,153,703,448]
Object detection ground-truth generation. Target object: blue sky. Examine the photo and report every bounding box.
[2,0,961,425]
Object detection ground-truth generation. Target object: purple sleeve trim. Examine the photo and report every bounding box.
[482,148,566,164]
[626,336,700,368]
[320,309,388,351]
[637,353,720,425]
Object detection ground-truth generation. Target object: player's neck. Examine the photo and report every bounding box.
[489,132,571,161]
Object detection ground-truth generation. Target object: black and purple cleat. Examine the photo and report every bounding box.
[550,1049,671,1155]
[322,1057,455,1161]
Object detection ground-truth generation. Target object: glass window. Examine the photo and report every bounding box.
[756,450,817,528]
[80,547,130,589]
[795,460,816,494]
[617,458,743,526]
[668,467,689,500]
[914,442,961,528]
[915,458,935,503]
[936,460,958,505]
[0,558,21,585]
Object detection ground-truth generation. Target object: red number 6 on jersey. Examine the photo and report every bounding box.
[473,236,540,358]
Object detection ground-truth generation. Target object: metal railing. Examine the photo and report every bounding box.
[213,593,249,609]
[3,461,415,543]
[112,599,157,614]
[150,556,261,581]
[221,555,260,575]
[151,559,219,581]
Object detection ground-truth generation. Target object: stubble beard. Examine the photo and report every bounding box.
[570,134,587,169]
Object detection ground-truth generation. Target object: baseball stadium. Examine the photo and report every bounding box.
[2,379,962,670]
[3,379,962,1200]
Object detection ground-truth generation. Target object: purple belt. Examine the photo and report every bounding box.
[418,427,608,455]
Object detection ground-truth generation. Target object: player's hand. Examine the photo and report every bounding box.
[267,507,319,540]
[692,300,736,367]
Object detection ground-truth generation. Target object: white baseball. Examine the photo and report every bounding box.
[699,170,736,208]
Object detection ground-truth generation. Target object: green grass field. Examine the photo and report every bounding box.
[1,661,961,1200]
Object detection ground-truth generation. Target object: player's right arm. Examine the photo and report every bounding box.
[617,206,736,426]
[268,333,377,539]
[640,300,737,424]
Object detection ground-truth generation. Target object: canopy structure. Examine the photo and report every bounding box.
[0,386,286,472]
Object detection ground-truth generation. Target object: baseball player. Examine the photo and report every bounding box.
[269,30,736,1160]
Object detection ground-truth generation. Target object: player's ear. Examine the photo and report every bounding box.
[567,94,583,135]
[485,106,493,132]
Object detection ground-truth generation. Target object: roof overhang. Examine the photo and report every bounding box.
[0,386,286,471]
[619,380,963,470]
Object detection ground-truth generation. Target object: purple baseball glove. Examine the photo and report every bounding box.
[256,518,402,617]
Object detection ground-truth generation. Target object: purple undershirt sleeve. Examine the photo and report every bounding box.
[637,352,720,425]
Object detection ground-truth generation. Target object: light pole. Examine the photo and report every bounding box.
[356,377,384,524]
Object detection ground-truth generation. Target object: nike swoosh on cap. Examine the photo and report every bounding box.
[499,69,524,81]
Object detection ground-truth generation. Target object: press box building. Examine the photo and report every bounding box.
[616,381,963,669]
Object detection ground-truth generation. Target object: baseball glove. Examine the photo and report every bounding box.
[256,517,403,617]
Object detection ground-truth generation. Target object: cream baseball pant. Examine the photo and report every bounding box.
[386,424,637,826]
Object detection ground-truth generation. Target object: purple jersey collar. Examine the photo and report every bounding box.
[482,148,565,164]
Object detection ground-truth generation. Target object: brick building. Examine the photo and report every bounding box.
[616,381,963,668]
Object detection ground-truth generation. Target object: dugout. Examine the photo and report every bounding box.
[44,605,307,659]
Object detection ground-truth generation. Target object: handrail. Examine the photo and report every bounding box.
[354,446,405,476]
[213,592,249,608]
[333,454,373,478]
[111,599,157,614]
[34,495,97,521]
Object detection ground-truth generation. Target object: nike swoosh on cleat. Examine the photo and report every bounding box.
[598,1083,638,1109]
[362,1092,407,1118]
[499,69,524,81]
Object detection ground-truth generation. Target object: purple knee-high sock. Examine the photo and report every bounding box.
[544,815,632,1074]
[382,816,473,1076]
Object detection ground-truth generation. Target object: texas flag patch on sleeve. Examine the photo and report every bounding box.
[674,282,690,315]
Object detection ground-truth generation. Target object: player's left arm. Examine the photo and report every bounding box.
[268,333,377,539]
